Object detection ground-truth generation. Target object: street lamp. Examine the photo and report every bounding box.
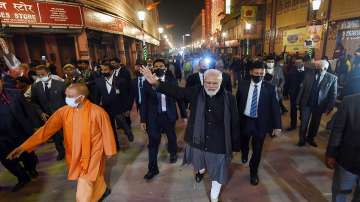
[158,27,164,34]
[312,0,321,11]
[245,23,252,56]
[137,10,147,60]
[182,33,191,47]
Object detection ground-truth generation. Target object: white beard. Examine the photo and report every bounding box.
[205,86,221,97]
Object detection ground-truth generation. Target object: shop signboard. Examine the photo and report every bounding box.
[82,7,125,34]
[38,2,83,26]
[283,26,322,53]
[0,0,40,25]
[0,0,83,26]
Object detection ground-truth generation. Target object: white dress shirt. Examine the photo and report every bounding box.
[159,76,166,112]
[198,72,204,85]
[105,74,114,94]
[244,80,263,117]
[42,79,52,91]
[138,76,145,104]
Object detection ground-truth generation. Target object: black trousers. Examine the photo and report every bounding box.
[110,117,120,150]
[147,113,177,172]
[299,106,323,142]
[240,116,266,176]
[53,131,65,157]
[289,93,298,128]
[0,152,37,182]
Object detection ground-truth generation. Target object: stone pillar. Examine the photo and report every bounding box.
[116,35,127,65]
[74,30,90,61]
[43,35,62,76]
[129,39,137,69]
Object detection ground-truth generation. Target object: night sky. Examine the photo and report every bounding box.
[158,0,203,46]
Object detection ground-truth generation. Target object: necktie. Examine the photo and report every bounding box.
[138,78,143,104]
[250,84,258,118]
[44,82,50,100]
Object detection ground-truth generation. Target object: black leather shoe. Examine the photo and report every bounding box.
[297,141,306,147]
[169,154,178,164]
[307,140,318,147]
[241,156,248,164]
[98,187,111,202]
[127,132,134,142]
[144,170,159,180]
[56,154,65,161]
[195,172,204,183]
[11,179,30,192]
[250,175,259,186]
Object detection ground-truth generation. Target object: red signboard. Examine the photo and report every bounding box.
[83,7,124,33]
[0,0,40,25]
[38,3,83,26]
[0,0,83,26]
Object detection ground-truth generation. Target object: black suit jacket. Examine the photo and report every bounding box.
[93,75,131,118]
[297,71,337,113]
[236,80,282,136]
[115,67,132,111]
[186,72,232,92]
[327,94,360,175]
[31,79,66,115]
[140,73,187,124]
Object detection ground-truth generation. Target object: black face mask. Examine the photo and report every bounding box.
[102,72,111,78]
[135,71,142,77]
[251,75,264,83]
[154,69,166,77]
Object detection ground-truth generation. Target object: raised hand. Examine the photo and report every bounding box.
[140,66,159,86]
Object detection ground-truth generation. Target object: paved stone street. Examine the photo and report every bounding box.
[0,102,335,202]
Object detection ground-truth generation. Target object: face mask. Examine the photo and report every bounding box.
[135,71,142,77]
[267,63,274,69]
[154,69,166,77]
[65,95,82,108]
[251,75,264,83]
[266,68,274,75]
[204,85,221,97]
[102,72,111,78]
[40,76,50,82]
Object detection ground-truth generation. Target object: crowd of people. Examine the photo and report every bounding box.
[1,38,360,202]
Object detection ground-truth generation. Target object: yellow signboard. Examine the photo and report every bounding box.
[241,6,257,20]
[283,26,323,53]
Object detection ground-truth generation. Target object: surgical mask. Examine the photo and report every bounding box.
[65,95,82,108]
[267,63,274,69]
[154,69,166,77]
[266,68,274,75]
[40,76,50,82]
[251,75,264,83]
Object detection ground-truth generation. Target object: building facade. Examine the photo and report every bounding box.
[0,0,160,75]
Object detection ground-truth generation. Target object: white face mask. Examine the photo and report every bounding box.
[40,75,50,82]
[65,95,82,108]
[267,63,274,69]
[204,85,221,97]
[266,68,274,75]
